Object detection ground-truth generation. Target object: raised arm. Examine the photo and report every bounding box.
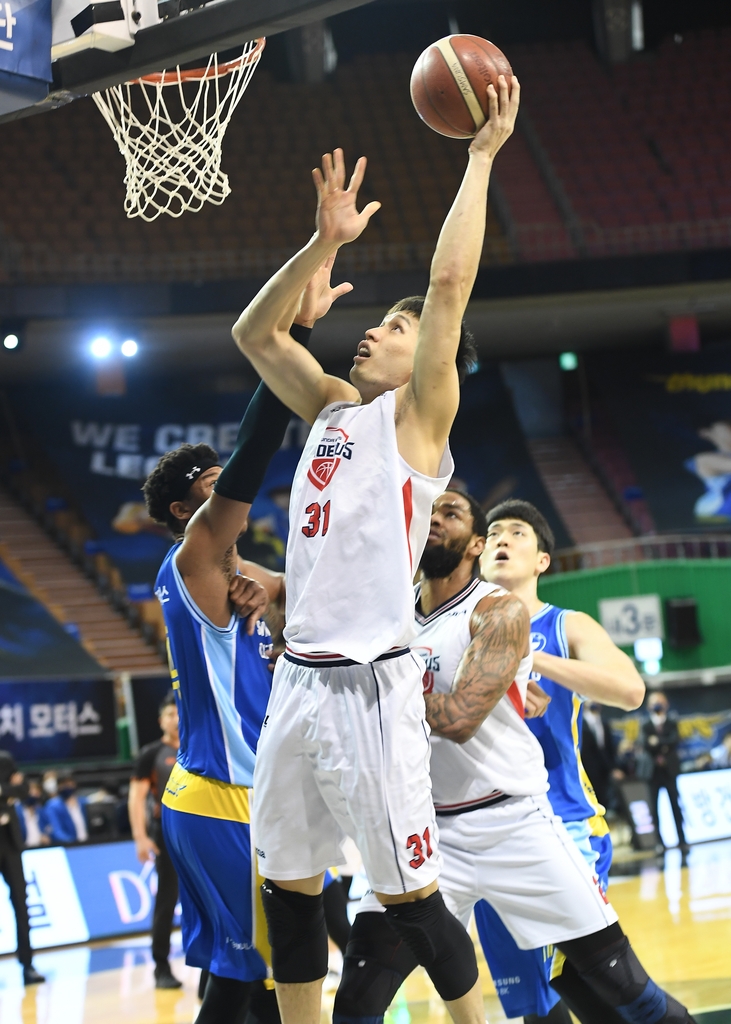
[531,612,646,711]
[233,151,381,423]
[177,275,333,627]
[425,592,529,743]
[397,76,520,471]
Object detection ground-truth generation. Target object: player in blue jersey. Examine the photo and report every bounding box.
[142,259,351,1024]
[476,498,646,1024]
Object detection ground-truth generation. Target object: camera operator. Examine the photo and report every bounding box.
[0,750,45,984]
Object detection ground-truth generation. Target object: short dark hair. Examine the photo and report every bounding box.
[388,296,478,383]
[444,488,488,539]
[143,443,219,537]
[159,691,177,715]
[486,499,555,555]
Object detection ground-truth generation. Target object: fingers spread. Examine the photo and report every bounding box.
[322,151,335,188]
[333,148,346,189]
[348,155,368,194]
[312,167,325,194]
[333,282,354,299]
[360,200,382,222]
[497,74,510,114]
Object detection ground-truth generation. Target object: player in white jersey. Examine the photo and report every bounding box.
[333,490,696,1024]
[232,76,520,1024]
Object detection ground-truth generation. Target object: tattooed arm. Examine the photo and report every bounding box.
[424,593,530,744]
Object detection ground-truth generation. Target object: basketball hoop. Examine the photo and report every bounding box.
[92,38,265,221]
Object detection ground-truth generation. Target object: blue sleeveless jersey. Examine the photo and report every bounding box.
[525,603,608,836]
[154,543,273,786]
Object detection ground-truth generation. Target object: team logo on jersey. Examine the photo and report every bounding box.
[307,426,354,491]
[412,645,439,693]
[530,631,547,652]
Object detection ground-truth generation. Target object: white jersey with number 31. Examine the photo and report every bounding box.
[284,389,454,664]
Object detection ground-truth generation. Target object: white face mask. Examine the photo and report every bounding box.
[650,710,667,727]
[43,777,57,795]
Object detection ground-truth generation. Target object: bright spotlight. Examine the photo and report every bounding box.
[90,336,112,359]
[3,334,19,350]
[121,339,138,358]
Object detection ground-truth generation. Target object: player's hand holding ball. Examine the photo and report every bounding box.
[312,148,381,248]
[410,34,520,160]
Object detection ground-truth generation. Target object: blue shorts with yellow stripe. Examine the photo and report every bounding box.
[161,763,270,982]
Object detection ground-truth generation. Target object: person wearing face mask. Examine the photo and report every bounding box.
[641,692,688,854]
[42,770,58,798]
[16,780,50,849]
[43,772,89,845]
[0,751,46,984]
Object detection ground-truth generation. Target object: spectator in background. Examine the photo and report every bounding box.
[41,769,57,799]
[709,731,731,769]
[128,692,181,990]
[16,780,50,849]
[641,692,689,854]
[581,703,624,812]
[0,751,45,985]
[43,772,89,844]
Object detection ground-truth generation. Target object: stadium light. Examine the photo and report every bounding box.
[90,336,113,359]
[634,637,663,676]
[1,318,26,352]
[121,339,138,358]
[559,351,578,371]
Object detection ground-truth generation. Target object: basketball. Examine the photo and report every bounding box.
[410,34,513,139]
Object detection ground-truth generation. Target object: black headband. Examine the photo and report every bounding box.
[168,457,220,504]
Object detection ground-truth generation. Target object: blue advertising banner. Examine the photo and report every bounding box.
[0,841,180,954]
[0,0,52,82]
[0,678,117,761]
[10,364,568,587]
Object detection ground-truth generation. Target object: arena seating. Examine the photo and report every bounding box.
[1,31,728,279]
[507,29,731,257]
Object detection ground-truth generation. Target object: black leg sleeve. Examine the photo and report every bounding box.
[246,981,282,1024]
[196,973,252,1024]
[151,829,179,967]
[323,878,352,955]
[333,911,418,1023]
[524,1001,573,1024]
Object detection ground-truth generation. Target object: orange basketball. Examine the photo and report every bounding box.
[410,34,513,139]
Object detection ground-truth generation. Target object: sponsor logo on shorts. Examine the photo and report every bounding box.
[226,936,255,951]
[256,848,265,858]
[307,427,354,491]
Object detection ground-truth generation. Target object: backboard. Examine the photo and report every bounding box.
[0,0,376,124]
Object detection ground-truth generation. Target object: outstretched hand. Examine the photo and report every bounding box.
[470,74,520,161]
[296,253,353,328]
[313,149,381,246]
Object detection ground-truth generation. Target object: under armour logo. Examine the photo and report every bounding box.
[186,466,201,480]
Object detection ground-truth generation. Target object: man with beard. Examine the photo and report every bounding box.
[331,490,696,1024]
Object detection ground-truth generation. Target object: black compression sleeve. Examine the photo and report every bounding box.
[214,323,312,505]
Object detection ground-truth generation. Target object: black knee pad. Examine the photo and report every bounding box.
[260,880,328,984]
[333,911,419,1021]
[524,1002,573,1024]
[383,891,478,1002]
[562,934,694,1024]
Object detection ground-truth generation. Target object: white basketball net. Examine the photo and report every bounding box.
[92,38,265,221]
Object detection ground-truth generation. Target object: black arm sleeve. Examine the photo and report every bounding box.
[214,323,312,505]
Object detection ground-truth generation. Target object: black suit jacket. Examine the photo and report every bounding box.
[581,717,618,807]
[0,780,29,852]
[641,713,681,777]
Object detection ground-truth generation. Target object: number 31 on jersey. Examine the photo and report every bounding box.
[301,500,331,538]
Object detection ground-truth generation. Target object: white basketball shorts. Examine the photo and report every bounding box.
[252,648,441,896]
[358,792,617,947]
[438,793,618,947]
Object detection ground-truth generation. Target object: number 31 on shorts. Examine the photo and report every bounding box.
[406,827,433,868]
[302,500,331,537]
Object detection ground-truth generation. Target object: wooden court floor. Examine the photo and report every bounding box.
[1,839,730,1024]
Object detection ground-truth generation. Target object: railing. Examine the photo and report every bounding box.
[552,534,731,574]
[6,214,731,285]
